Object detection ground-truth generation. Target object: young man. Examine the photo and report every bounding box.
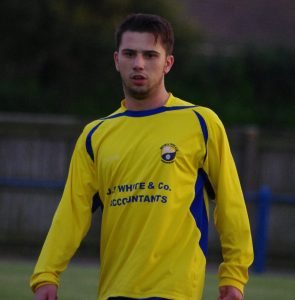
[30,14,253,300]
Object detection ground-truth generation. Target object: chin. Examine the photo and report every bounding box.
[129,88,150,100]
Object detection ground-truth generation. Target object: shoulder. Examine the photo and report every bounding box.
[193,106,221,123]
[171,95,220,122]
[170,95,197,107]
[81,106,124,136]
[77,107,123,160]
[181,102,227,142]
[170,94,225,130]
[192,106,228,145]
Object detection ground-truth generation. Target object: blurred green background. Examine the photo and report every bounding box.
[1,0,294,127]
[1,1,295,298]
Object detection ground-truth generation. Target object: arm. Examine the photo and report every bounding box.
[199,108,253,295]
[30,125,99,292]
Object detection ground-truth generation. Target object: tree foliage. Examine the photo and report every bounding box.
[0,0,198,115]
[0,0,294,127]
[171,48,295,127]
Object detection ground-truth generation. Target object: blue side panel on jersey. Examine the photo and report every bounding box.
[102,105,197,119]
[190,169,209,256]
[193,111,208,144]
[199,169,215,199]
[92,192,103,213]
[86,122,104,161]
[193,110,215,199]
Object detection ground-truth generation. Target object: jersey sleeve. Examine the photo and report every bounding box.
[197,107,254,294]
[30,124,99,292]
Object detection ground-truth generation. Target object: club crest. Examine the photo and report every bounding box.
[160,143,178,163]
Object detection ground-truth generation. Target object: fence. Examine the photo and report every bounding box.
[246,187,295,272]
[0,113,295,271]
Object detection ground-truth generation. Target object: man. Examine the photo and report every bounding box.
[30,13,253,300]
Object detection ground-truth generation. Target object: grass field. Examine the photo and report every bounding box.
[0,258,294,299]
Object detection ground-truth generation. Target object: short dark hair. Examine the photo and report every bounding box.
[115,13,174,55]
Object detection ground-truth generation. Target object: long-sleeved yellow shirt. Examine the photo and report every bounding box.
[30,94,253,300]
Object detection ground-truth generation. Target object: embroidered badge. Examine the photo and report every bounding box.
[160,143,178,163]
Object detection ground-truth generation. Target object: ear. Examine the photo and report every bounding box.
[164,55,174,75]
[114,51,119,71]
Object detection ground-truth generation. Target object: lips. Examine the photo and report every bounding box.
[130,74,147,85]
[131,74,146,80]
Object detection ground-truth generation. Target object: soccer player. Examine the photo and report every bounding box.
[30,13,253,300]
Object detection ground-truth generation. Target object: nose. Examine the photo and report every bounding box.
[133,54,145,70]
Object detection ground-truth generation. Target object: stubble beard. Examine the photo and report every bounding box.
[122,82,149,100]
[122,77,163,101]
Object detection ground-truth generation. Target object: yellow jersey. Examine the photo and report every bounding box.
[30,94,253,300]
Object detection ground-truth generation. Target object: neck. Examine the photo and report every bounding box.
[124,90,170,111]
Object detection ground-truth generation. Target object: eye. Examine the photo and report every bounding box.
[123,50,135,57]
[145,52,158,59]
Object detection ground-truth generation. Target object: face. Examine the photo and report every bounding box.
[114,31,174,101]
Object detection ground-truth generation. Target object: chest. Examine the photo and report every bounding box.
[93,112,206,178]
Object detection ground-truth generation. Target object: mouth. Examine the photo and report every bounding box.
[130,74,147,85]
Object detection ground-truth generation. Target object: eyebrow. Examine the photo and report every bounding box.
[121,49,161,55]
